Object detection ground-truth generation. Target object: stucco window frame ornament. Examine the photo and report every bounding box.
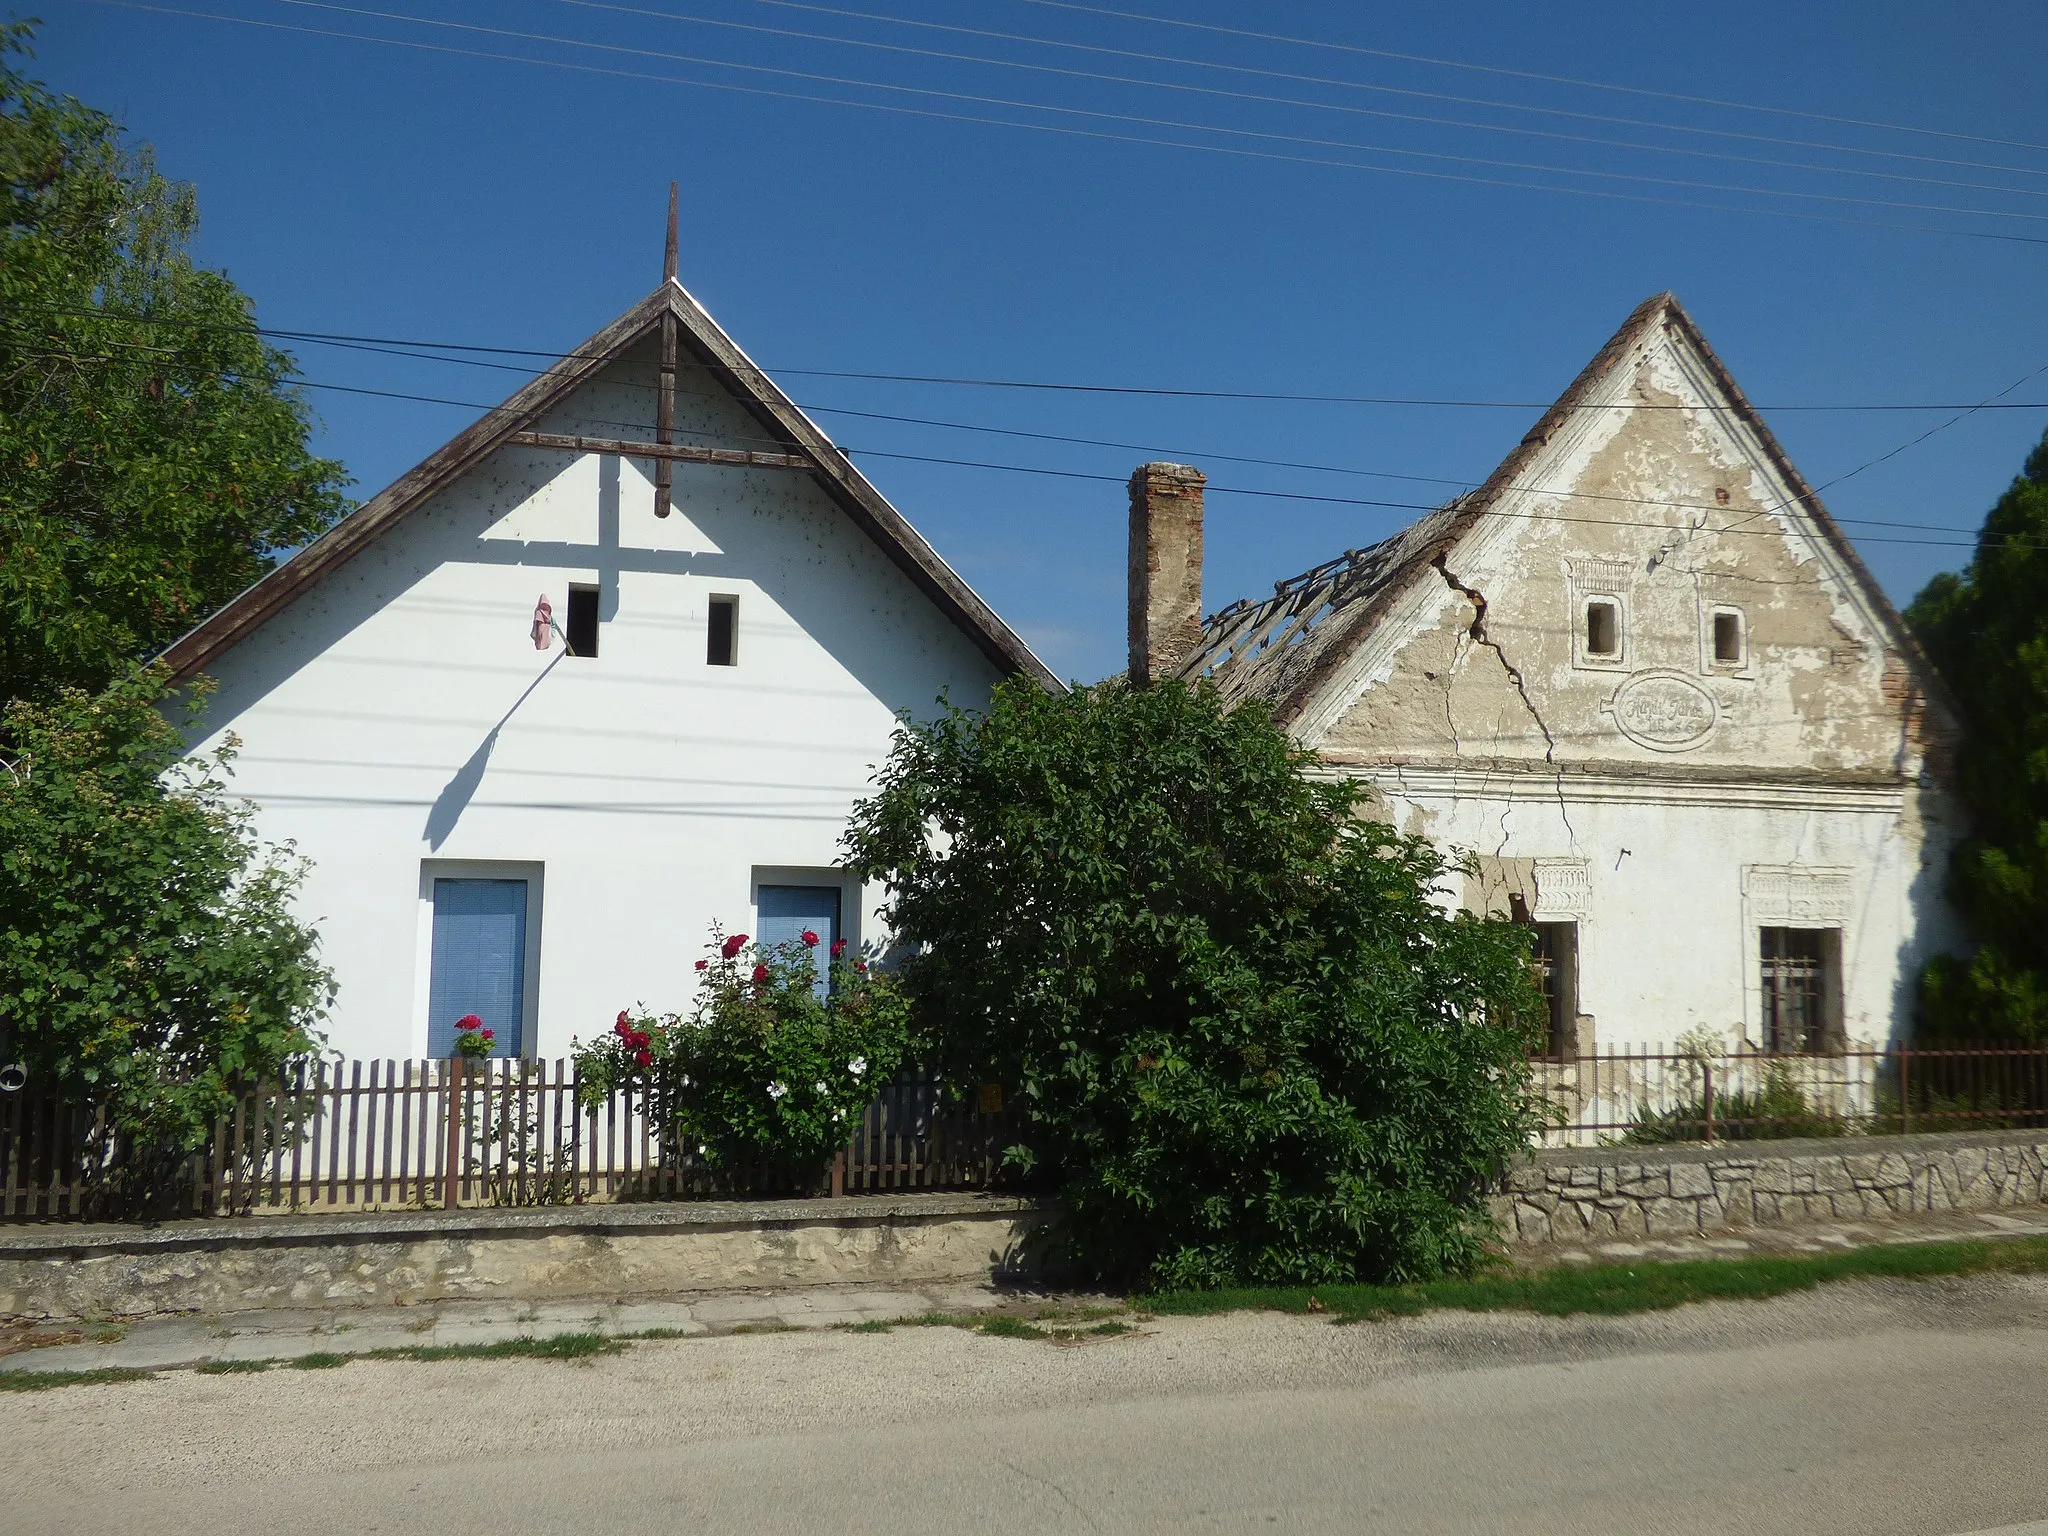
[1601,668,1719,752]
[1530,858,1590,921]
[1566,556,1633,673]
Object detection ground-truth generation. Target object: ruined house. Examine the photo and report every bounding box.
[1134,293,1960,1054]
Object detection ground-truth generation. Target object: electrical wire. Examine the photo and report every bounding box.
[216,0,2048,227]
[745,0,2048,182]
[84,0,2048,246]
[1017,0,2048,157]
[550,0,2048,202]
[17,302,2048,413]
[9,312,2041,547]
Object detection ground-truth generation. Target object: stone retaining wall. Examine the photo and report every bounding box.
[1490,1128,2048,1246]
[0,1193,1051,1322]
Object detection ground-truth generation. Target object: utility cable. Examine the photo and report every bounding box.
[1017,0,2048,156]
[219,0,2048,227]
[744,0,2048,182]
[85,0,2048,246]
[18,302,2048,413]
[550,0,2048,201]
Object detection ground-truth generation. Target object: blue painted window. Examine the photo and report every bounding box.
[428,879,530,1057]
[757,884,841,1000]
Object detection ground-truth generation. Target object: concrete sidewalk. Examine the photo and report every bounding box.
[0,1280,1048,1374]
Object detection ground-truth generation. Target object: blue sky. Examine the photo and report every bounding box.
[36,0,2048,681]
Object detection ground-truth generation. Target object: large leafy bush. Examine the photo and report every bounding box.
[844,677,1547,1289]
[1907,427,2048,1042]
[575,928,913,1179]
[0,669,332,1210]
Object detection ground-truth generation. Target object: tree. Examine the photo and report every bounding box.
[0,667,332,1213]
[1908,428,2048,1043]
[0,22,349,706]
[843,677,1548,1290]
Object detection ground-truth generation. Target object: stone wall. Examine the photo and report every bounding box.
[1491,1128,2048,1246]
[0,1193,1050,1322]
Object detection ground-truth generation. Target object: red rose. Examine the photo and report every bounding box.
[633,1049,653,1068]
[614,1018,632,1039]
[830,939,847,958]
[695,958,708,971]
[853,960,868,973]
[751,963,770,984]
[801,930,819,947]
[722,934,749,959]
[616,1010,630,1028]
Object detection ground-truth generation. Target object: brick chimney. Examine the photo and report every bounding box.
[1127,461,1206,686]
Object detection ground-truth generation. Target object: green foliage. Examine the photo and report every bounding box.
[0,22,349,705]
[1907,427,2048,1042]
[572,927,913,1178]
[842,676,1548,1290]
[0,667,331,1210]
[1620,1063,1846,1144]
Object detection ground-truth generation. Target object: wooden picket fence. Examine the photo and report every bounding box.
[0,1059,1027,1222]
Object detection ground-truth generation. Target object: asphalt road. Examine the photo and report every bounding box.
[8,1273,2048,1535]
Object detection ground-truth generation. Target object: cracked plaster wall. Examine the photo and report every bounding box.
[1311,327,1962,1047]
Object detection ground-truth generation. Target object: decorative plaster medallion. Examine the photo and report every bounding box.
[1607,670,1717,752]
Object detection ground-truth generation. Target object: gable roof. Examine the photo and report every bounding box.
[1179,291,1941,729]
[159,282,1059,691]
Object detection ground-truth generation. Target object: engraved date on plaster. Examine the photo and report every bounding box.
[1606,670,1717,752]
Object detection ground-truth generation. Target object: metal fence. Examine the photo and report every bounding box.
[1532,1045,2048,1147]
[0,1059,1027,1223]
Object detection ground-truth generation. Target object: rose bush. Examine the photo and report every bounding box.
[572,926,912,1177]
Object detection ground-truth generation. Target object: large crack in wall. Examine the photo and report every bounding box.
[1433,553,1576,846]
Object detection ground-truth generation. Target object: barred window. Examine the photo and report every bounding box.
[1761,927,1833,1053]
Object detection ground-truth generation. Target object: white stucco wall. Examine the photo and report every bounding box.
[189,347,1007,1060]
[1361,770,1958,1050]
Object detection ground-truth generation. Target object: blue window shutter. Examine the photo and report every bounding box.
[428,879,530,1057]
[756,885,841,1000]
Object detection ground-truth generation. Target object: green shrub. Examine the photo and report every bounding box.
[572,927,913,1179]
[1620,1063,1845,1144]
[0,668,331,1214]
[844,676,1548,1290]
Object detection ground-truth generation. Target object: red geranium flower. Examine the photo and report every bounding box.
[800,930,819,947]
[479,1029,494,1041]
[456,1014,484,1031]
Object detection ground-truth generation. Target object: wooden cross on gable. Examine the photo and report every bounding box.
[505,184,817,511]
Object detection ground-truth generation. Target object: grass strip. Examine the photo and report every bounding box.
[0,1366,157,1392]
[1140,1235,2048,1322]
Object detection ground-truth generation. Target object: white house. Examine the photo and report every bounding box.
[163,270,1054,1062]
[1140,293,1962,1053]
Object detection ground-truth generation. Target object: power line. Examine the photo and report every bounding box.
[1018,0,2048,157]
[8,327,2034,550]
[18,302,2048,413]
[88,0,2048,246]
[551,0,2048,202]
[745,0,2048,183]
[222,0,2048,227]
